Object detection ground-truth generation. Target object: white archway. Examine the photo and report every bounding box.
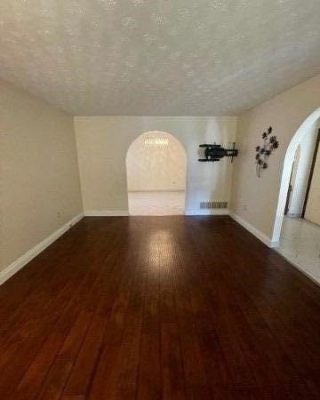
[126,131,187,216]
[272,108,320,244]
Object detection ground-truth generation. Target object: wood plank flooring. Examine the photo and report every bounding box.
[1,216,320,399]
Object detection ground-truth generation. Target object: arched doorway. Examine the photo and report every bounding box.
[126,131,187,216]
[273,108,320,284]
[272,108,320,244]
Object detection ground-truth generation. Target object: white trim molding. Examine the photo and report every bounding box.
[84,210,129,217]
[85,209,229,217]
[0,213,84,286]
[230,213,279,248]
[185,208,230,216]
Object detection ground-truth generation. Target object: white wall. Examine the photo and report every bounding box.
[126,131,186,192]
[287,122,318,217]
[230,74,320,244]
[74,116,237,215]
[305,141,320,225]
[0,80,83,273]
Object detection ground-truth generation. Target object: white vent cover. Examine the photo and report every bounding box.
[200,201,228,209]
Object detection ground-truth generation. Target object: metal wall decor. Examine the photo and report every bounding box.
[255,126,279,177]
[198,143,238,162]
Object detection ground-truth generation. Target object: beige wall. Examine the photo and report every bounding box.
[305,143,320,225]
[0,80,82,272]
[127,131,187,192]
[231,74,320,241]
[74,116,237,215]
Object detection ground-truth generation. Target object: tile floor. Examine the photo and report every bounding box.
[128,191,186,216]
[276,216,320,284]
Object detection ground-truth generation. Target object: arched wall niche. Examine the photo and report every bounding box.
[126,131,187,215]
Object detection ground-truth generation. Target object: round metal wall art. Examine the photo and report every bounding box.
[255,126,279,178]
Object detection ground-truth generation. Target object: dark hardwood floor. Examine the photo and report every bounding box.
[1,216,320,399]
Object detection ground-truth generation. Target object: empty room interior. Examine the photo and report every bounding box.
[1,1,320,399]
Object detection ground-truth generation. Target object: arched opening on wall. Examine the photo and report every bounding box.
[126,131,187,216]
[272,108,320,246]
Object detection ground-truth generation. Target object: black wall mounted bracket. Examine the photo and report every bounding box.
[198,142,239,162]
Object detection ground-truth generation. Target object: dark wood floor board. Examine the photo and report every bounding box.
[181,263,257,388]
[87,265,145,399]
[0,256,101,393]
[0,276,80,396]
[60,262,128,395]
[135,263,162,400]
[173,261,220,399]
[160,322,187,400]
[62,250,136,397]
[183,218,320,386]
[5,224,125,400]
[60,396,85,400]
[0,223,95,324]
[1,216,320,400]
[192,259,302,385]
[160,259,187,400]
[197,221,320,337]
[197,223,320,379]
[0,245,86,340]
[222,237,320,331]
[37,358,73,400]
[11,255,112,400]
[227,221,320,309]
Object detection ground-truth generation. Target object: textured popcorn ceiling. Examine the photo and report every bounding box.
[0,0,320,115]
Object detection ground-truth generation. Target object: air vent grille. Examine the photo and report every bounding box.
[200,201,228,209]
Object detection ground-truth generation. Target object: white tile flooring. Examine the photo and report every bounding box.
[276,217,320,285]
[128,191,186,216]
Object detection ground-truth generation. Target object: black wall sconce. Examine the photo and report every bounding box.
[198,143,239,162]
[255,127,279,177]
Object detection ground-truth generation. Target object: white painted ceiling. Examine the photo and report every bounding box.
[1,1,320,116]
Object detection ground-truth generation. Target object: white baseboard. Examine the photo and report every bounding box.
[85,209,229,217]
[185,208,230,216]
[0,213,84,286]
[230,213,279,248]
[84,210,129,217]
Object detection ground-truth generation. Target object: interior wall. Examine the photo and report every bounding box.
[74,116,237,215]
[126,131,186,192]
[0,80,83,272]
[230,74,320,243]
[305,140,320,225]
[287,122,318,217]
